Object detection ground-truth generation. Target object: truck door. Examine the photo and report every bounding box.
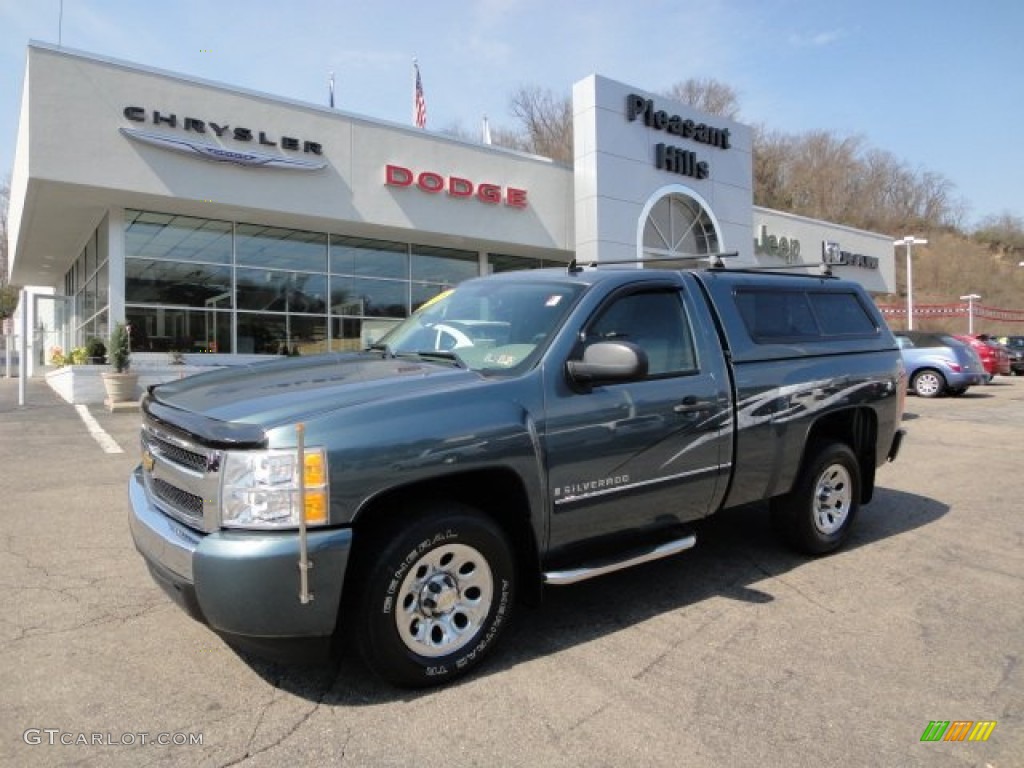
[543,280,732,554]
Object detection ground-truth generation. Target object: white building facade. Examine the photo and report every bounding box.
[7,42,895,376]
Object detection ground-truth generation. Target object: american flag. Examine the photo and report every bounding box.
[413,60,426,128]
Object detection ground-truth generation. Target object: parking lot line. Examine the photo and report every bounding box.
[74,404,124,454]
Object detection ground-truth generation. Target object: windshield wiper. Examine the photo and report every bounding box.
[367,342,394,358]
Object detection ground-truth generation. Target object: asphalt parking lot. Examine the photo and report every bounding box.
[1,375,1021,767]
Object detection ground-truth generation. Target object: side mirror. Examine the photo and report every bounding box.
[566,341,648,386]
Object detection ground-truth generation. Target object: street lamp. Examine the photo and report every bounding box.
[893,236,928,330]
[959,293,981,334]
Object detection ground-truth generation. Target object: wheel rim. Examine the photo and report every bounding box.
[812,462,853,535]
[395,542,494,657]
[914,372,941,396]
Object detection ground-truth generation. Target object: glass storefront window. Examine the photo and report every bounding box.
[96,260,109,310]
[126,260,233,307]
[411,245,478,285]
[411,282,455,312]
[126,210,232,264]
[488,253,549,273]
[237,312,327,356]
[330,236,408,278]
[126,307,233,353]
[330,316,400,352]
[329,276,407,318]
[236,224,328,272]
[113,210,498,357]
[85,232,96,279]
[236,269,327,314]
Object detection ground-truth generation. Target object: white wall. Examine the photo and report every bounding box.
[753,208,895,293]
[572,75,753,264]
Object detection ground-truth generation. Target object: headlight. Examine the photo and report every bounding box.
[221,447,329,529]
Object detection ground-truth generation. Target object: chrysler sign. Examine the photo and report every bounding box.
[121,106,326,170]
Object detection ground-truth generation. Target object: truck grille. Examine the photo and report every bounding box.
[147,432,208,473]
[151,478,204,520]
[141,420,222,532]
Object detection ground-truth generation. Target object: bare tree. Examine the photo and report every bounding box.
[974,212,1024,253]
[0,174,9,284]
[0,173,18,320]
[663,78,741,119]
[507,86,573,164]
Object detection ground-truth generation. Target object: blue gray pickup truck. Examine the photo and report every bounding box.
[130,263,906,686]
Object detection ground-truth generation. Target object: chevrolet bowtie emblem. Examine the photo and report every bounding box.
[141,449,155,473]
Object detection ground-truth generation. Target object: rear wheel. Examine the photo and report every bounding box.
[772,441,861,555]
[910,369,944,397]
[353,504,516,687]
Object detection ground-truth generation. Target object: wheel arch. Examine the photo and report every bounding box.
[346,468,544,608]
[803,407,878,504]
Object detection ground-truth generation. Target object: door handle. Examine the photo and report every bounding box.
[673,396,705,415]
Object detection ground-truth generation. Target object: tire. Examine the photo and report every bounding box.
[772,441,861,555]
[354,504,515,687]
[910,369,944,398]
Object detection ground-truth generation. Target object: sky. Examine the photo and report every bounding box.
[1,0,1022,228]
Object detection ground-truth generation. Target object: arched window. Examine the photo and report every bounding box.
[640,191,720,263]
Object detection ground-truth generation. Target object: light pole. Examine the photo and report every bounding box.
[893,236,928,330]
[959,293,981,334]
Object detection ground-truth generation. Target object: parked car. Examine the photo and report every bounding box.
[894,331,987,397]
[999,335,1024,375]
[955,334,1011,379]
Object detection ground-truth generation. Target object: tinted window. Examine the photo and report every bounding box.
[737,288,877,342]
[811,293,877,335]
[735,290,819,341]
[586,290,697,376]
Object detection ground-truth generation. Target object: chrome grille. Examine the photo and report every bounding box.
[147,432,208,473]
[141,417,222,532]
[152,478,204,520]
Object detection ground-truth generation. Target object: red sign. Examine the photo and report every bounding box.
[385,164,527,208]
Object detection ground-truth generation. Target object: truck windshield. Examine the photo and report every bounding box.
[373,279,584,373]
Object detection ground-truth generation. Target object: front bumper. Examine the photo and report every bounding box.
[129,467,352,656]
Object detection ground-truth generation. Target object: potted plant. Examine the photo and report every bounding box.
[101,322,138,405]
[85,336,106,364]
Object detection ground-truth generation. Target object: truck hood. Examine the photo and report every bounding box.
[147,352,477,430]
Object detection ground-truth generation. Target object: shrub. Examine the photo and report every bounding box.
[109,322,132,373]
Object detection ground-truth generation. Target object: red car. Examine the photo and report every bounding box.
[955,334,1011,379]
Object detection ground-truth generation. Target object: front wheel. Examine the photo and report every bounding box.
[772,441,861,555]
[354,504,516,687]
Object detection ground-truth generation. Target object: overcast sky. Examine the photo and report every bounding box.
[2,0,1021,228]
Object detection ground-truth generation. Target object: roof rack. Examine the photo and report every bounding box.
[566,252,739,274]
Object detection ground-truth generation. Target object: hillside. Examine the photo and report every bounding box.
[877,231,1024,335]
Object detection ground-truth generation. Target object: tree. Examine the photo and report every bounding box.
[973,212,1024,253]
[662,78,741,119]
[507,86,573,164]
[0,174,19,321]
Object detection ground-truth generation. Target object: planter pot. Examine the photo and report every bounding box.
[101,371,139,403]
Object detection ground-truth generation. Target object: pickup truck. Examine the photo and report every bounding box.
[129,263,906,687]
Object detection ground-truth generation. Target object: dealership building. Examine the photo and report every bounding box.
[7,41,895,389]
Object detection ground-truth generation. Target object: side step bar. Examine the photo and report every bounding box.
[543,533,696,586]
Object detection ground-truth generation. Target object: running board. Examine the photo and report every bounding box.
[543,533,696,586]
